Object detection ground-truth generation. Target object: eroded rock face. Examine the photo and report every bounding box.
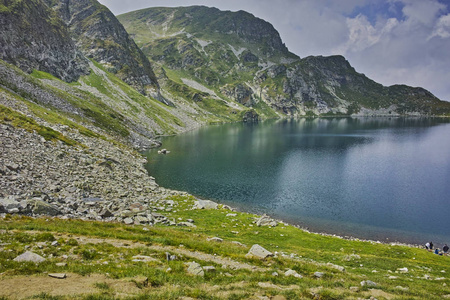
[0,0,89,82]
[51,0,158,94]
[221,84,255,107]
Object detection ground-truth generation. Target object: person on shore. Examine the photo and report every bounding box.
[443,244,449,253]
[425,242,431,250]
[435,248,443,255]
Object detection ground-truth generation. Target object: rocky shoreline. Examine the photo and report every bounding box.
[0,121,186,226]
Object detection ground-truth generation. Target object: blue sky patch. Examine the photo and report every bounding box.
[348,1,406,24]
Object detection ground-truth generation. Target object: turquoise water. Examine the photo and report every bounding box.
[144,118,450,245]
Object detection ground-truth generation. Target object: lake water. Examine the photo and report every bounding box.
[144,118,450,245]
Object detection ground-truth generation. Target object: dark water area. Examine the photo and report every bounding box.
[144,117,450,246]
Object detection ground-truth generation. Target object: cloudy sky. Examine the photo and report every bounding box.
[98,0,450,101]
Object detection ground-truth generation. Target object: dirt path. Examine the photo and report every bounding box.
[71,234,264,271]
[0,273,140,299]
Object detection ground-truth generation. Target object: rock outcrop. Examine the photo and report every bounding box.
[0,0,89,82]
[48,0,158,94]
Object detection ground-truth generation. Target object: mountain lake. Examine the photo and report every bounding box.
[144,117,450,245]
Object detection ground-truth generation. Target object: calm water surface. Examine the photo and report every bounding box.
[144,118,450,245]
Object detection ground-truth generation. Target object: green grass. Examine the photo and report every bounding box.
[1,194,450,299]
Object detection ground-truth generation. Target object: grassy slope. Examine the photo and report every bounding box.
[0,58,196,141]
[1,195,449,299]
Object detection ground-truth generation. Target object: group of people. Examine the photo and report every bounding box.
[425,242,449,255]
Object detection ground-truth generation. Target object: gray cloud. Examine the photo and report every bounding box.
[98,0,450,101]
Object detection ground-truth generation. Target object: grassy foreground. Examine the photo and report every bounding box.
[1,195,449,299]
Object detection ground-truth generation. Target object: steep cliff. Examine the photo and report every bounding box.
[0,0,88,82]
[47,0,158,94]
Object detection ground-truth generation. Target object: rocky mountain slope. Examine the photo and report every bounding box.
[1,0,242,152]
[118,6,450,117]
[46,0,158,95]
[0,0,89,82]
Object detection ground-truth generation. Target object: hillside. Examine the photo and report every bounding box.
[0,0,254,153]
[118,6,450,117]
[1,2,450,299]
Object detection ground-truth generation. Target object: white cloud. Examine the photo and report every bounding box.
[430,14,450,39]
[400,0,446,26]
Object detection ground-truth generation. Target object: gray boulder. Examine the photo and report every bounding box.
[0,196,20,213]
[284,269,302,278]
[256,214,278,227]
[13,251,46,263]
[123,217,134,225]
[360,280,377,287]
[193,199,218,210]
[186,261,204,276]
[245,244,273,259]
[207,237,223,242]
[31,200,62,216]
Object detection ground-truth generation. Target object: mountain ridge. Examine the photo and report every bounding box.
[118,5,450,117]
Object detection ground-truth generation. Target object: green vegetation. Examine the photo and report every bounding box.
[1,195,450,299]
[0,104,77,146]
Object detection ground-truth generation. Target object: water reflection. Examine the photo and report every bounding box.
[144,117,450,244]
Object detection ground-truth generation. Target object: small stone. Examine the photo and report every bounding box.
[186,261,204,276]
[349,286,359,292]
[245,244,273,259]
[132,276,148,287]
[360,280,377,287]
[202,266,216,273]
[177,222,196,228]
[284,269,302,278]
[56,262,67,267]
[314,272,324,278]
[132,255,159,263]
[193,199,218,210]
[327,263,345,272]
[397,267,408,273]
[48,273,66,279]
[165,252,177,261]
[395,286,409,291]
[258,282,281,289]
[207,237,223,243]
[99,209,114,218]
[272,272,279,276]
[255,214,277,227]
[51,241,59,247]
[123,217,134,225]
